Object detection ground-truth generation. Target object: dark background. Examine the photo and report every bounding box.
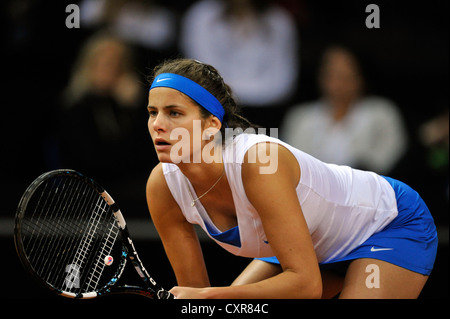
[1,0,448,302]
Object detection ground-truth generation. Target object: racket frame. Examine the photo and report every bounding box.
[14,169,173,299]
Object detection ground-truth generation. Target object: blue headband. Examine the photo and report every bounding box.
[150,73,225,122]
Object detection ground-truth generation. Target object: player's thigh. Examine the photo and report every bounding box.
[339,258,428,299]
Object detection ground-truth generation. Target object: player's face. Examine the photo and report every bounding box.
[147,87,210,163]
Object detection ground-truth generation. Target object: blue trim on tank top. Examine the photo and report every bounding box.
[204,223,241,247]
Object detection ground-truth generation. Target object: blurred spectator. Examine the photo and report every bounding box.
[419,107,449,199]
[79,0,176,51]
[281,45,408,175]
[59,32,147,180]
[63,32,142,106]
[180,0,299,128]
[419,108,449,167]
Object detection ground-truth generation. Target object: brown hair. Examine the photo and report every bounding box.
[148,58,258,136]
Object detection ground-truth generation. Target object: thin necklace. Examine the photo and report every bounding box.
[184,169,225,207]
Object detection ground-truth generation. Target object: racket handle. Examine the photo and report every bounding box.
[158,290,175,299]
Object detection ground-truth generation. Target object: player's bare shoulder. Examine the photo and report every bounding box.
[147,163,172,209]
[146,163,182,221]
[147,162,165,189]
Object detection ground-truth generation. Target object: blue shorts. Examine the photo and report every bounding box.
[257,177,438,275]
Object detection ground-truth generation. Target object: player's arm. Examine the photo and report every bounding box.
[249,144,322,299]
[146,163,210,288]
[176,143,322,299]
[231,143,321,298]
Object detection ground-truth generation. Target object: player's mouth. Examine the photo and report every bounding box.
[154,138,171,151]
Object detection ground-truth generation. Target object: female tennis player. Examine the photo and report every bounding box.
[145,58,438,299]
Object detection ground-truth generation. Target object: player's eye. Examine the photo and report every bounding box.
[147,110,157,117]
[169,110,181,117]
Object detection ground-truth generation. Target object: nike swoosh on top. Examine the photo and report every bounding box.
[370,246,394,252]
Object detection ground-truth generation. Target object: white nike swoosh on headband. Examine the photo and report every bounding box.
[156,78,171,82]
[370,246,394,252]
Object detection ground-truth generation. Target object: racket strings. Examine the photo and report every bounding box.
[20,175,122,294]
[31,177,95,288]
[71,197,108,271]
[79,201,121,291]
[24,176,81,274]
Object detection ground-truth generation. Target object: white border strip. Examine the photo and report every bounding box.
[2,218,447,244]
[3,217,211,242]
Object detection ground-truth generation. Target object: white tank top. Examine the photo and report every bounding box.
[162,133,398,263]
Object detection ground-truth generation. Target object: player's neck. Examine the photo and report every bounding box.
[177,160,225,187]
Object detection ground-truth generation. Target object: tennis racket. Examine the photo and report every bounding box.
[14,169,174,299]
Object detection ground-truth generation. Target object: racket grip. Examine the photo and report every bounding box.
[158,290,175,299]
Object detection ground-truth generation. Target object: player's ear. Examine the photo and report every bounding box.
[204,115,222,138]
